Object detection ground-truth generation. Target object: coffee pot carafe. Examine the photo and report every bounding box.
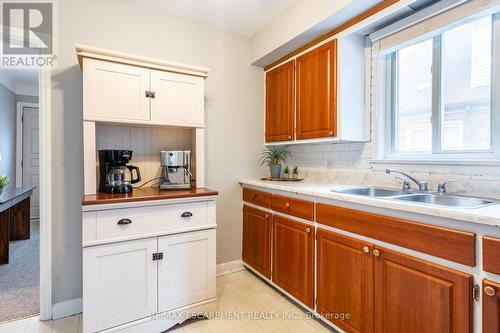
[98,150,141,194]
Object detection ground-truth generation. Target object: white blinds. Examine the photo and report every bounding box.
[370,0,500,55]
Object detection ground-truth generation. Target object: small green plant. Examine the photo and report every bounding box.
[293,166,299,174]
[258,146,293,167]
[0,175,9,189]
[284,165,289,174]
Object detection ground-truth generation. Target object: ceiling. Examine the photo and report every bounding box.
[0,68,38,96]
[120,0,302,37]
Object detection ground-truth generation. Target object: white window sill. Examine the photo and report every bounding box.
[369,159,500,167]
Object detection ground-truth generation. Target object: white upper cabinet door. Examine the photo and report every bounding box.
[83,58,151,122]
[150,69,205,127]
[158,229,216,313]
[83,238,157,332]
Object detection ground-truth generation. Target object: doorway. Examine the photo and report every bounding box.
[0,69,44,323]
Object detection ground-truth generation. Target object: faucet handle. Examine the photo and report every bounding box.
[418,181,428,192]
[437,180,456,194]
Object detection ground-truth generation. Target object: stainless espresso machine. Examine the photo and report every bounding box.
[160,150,192,190]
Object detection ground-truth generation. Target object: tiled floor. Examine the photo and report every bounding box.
[0,269,335,333]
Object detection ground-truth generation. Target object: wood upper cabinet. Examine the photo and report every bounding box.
[317,229,374,333]
[242,205,272,278]
[265,61,295,142]
[374,247,472,333]
[296,40,337,140]
[272,215,314,308]
[482,279,500,333]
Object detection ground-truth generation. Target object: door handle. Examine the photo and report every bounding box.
[181,212,193,218]
[117,218,132,225]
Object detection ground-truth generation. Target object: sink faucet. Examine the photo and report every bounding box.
[385,169,428,191]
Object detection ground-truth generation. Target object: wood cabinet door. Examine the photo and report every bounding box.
[272,215,314,308]
[374,247,472,333]
[9,198,30,240]
[316,229,374,333]
[242,205,272,278]
[483,279,500,333]
[83,238,157,332]
[296,40,337,140]
[265,61,294,142]
[158,229,216,312]
[150,69,205,127]
[83,58,151,122]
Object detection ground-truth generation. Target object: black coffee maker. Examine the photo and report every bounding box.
[98,150,141,194]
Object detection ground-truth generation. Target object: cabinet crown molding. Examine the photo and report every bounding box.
[75,44,210,78]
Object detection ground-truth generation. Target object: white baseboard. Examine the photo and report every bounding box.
[52,297,82,320]
[216,259,244,277]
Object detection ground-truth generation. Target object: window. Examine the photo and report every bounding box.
[389,15,495,157]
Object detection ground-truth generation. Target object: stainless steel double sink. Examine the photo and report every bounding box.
[332,187,497,209]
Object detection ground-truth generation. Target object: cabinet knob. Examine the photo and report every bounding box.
[306,227,311,233]
[265,214,269,219]
[287,135,292,140]
[285,202,291,208]
[117,218,132,225]
[251,194,256,199]
[373,249,380,257]
[328,130,333,136]
[362,246,370,253]
[485,286,496,297]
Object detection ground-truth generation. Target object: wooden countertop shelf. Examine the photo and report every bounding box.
[82,187,218,206]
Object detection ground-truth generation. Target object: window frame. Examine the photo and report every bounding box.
[385,13,500,160]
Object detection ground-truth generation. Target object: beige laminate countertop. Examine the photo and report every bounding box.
[239,179,500,228]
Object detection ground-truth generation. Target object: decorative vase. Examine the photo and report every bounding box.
[292,173,299,179]
[283,172,289,179]
[270,164,281,179]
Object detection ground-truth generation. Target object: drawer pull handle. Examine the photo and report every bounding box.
[362,246,370,253]
[181,212,193,218]
[285,202,291,208]
[485,286,496,296]
[373,249,380,257]
[117,218,132,225]
[306,227,311,233]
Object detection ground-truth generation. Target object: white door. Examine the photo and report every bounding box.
[158,229,216,313]
[150,69,204,126]
[83,58,151,122]
[22,107,39,218]
[83,238,157,332]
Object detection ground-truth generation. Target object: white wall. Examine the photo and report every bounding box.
[51,0,264,305]
[0,83,16,189]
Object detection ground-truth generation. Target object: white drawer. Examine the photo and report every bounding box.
[84,201,215,244]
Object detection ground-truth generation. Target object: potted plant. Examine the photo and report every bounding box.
[0,175,8,197]
[293,166,299,179]
[283,165,290,178]
[259,146,293,179]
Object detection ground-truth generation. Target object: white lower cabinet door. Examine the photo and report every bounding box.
[158,229,216,313]
[83,238,157,332]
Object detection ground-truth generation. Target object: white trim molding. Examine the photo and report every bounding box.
[52,298,83,320]
[39,68,52,321]
[216,260,245,277]
[75,44,210,78]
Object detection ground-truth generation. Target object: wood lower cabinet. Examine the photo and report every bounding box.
[316,229,374,333]
[483,279,500,333]
[265,61,295,142]
[9,197,30,241]
[272,215,314,308]
[296,40,337,140]
[374,247,472,333]
[242,205,272,278]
